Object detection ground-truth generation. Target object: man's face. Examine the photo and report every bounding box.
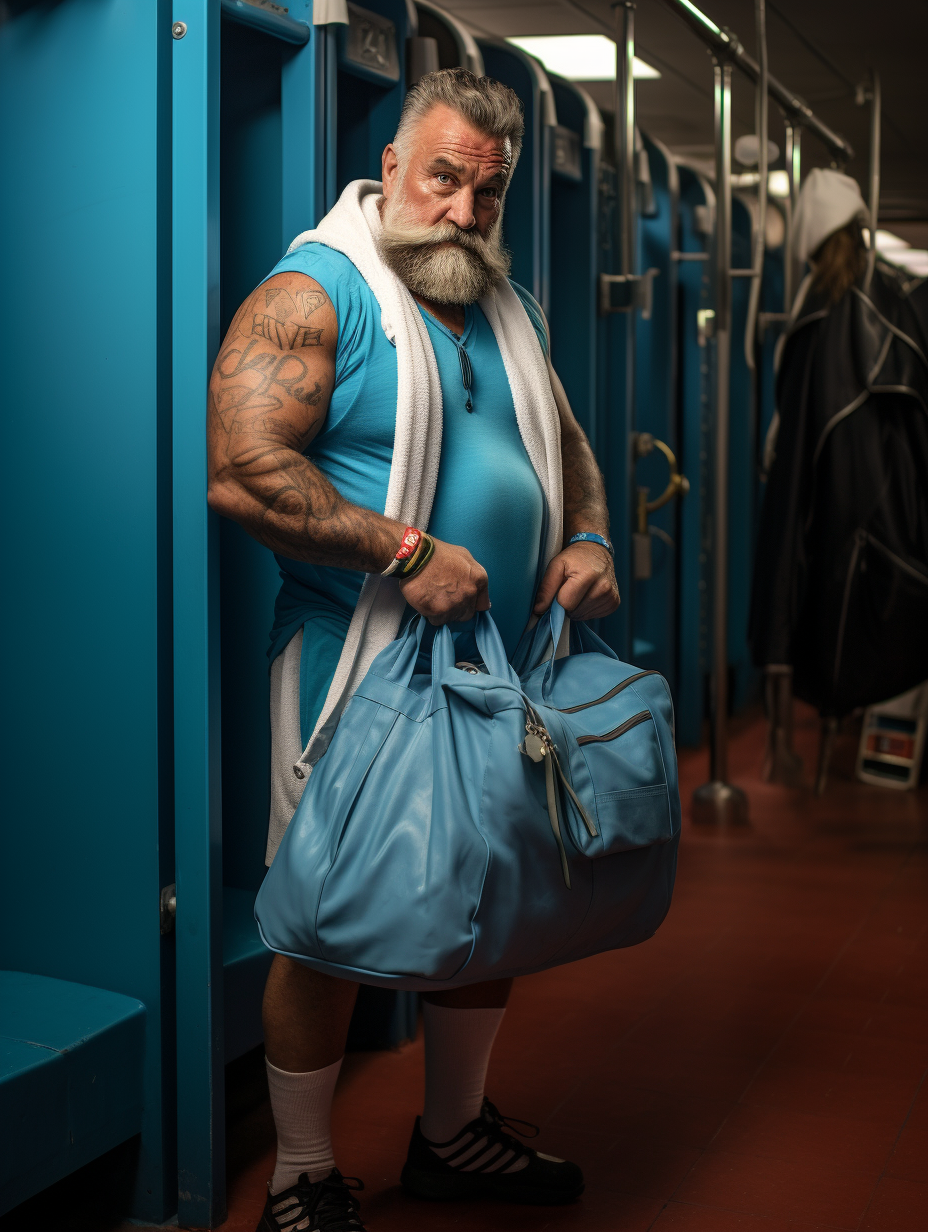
[378,104,513,305]
[382,103,511,236]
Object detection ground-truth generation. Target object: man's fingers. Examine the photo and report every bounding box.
[556,573,595,614]
[533,560,567,614]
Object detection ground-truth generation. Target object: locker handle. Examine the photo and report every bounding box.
[632,434,689,582]
[634,433,690,533]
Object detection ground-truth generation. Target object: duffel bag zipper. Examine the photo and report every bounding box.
[520,705,598,889]
[576,710,652,745]
[557,670,661,714]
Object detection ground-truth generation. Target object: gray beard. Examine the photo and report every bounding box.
[377,199,511,305]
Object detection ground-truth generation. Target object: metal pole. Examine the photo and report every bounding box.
[782,121,795,308]
[865,71,881,291]
[655,0,853,164]
[693,57,749,825]
[616,2,636,277]
[789,122,801,208]
[744,0,768,370]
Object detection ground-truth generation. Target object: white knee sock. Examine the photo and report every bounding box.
[420,1003,506,1143]
[266,1056,342,1194]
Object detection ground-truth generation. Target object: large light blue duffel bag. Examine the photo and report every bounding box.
[255,602,680,990]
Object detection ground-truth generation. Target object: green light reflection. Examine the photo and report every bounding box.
[678,0,729,42]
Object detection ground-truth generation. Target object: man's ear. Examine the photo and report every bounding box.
[382,144,399,196]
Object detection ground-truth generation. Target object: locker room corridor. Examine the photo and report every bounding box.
[7,703,923,1232]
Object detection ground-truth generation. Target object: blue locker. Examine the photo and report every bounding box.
[631,134,681,687]
[0,0,175,1220]
[334,0,411,198]
[547,78,603,452]
[596,154,634,661]
[675,164,714,746]
[728,194,757,712]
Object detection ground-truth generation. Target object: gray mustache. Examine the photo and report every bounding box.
[381,220,498,255]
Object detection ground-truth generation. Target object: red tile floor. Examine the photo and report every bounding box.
[216,704,928,1232]
[4,703,926,1231]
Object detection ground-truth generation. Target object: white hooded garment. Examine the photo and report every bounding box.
[792,167,869,263]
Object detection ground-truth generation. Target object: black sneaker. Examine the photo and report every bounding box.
[400,1098,584,1205]
[256,1169,365,1231]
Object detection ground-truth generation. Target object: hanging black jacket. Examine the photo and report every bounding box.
[750,263,928,715]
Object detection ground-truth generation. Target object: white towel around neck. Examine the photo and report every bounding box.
[287,179,563,777]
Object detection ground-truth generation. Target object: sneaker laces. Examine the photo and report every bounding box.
[480,1097,540,1141]
[476,1098,540,1170]
[270,1171,365,1232]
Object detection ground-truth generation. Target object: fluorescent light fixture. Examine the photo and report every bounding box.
[875,229,910,251]
[767,170,790,198]
[506,35,661,82]
[678,0,729,41]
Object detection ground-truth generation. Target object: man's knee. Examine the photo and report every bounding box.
[264,954,360,1025]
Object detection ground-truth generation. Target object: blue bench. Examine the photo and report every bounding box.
[0,970,146,1216]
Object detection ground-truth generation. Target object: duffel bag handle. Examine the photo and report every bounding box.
[511,600,568,677]
[473,611,521,684]
[513,600,569,694]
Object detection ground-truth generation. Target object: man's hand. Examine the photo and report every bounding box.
[399,538,490,625]
[533,542,619,622]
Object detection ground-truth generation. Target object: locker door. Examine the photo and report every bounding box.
[172,3,323,1224]
[728,194,758,712]
[548,77,603,451]
[675,164,715,747]
[632,134,681,688]
[0,0,174,1220]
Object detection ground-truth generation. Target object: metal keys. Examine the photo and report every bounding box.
[520,716,554,763]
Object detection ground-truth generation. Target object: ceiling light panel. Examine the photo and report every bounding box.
[506,35,661,81]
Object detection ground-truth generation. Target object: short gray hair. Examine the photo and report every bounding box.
[393,68,524,173]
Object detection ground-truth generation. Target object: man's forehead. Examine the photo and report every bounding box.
[413,105,511,171]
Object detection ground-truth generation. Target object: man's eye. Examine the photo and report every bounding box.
[480,187,499,199]
[436,174,452,185]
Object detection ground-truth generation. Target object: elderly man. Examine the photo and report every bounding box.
[208,69,619,1232]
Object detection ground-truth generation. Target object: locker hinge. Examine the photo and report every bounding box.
[160,883,177,935]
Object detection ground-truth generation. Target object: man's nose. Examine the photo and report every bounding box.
[445,189,476,231]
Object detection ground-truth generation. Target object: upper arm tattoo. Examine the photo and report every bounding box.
[241,286,326,351]
[209,277,336,454]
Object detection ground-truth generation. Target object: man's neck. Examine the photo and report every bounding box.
[412,294,466,337]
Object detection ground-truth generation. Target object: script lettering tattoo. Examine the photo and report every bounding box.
[214,339,323,424]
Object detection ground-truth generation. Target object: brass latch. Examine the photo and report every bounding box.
[632,434,690,580]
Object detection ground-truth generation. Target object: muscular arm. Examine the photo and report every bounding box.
[207,272,402,571]
[533,364,620,620]
[207,270,488,622]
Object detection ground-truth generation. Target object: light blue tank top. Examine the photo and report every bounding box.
[265,243,548,741]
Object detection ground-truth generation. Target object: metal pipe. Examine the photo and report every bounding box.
[616,2,637,277]
[784,120,802,309]
[744,0,769,371]
[713,60,733,788]
[865,71,881,291]
[657,0,853,163]
[782,122,795,307]
[692,57,749,825]
[789,121,801,208]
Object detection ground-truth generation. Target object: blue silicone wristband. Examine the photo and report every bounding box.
[569,532,614,557]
